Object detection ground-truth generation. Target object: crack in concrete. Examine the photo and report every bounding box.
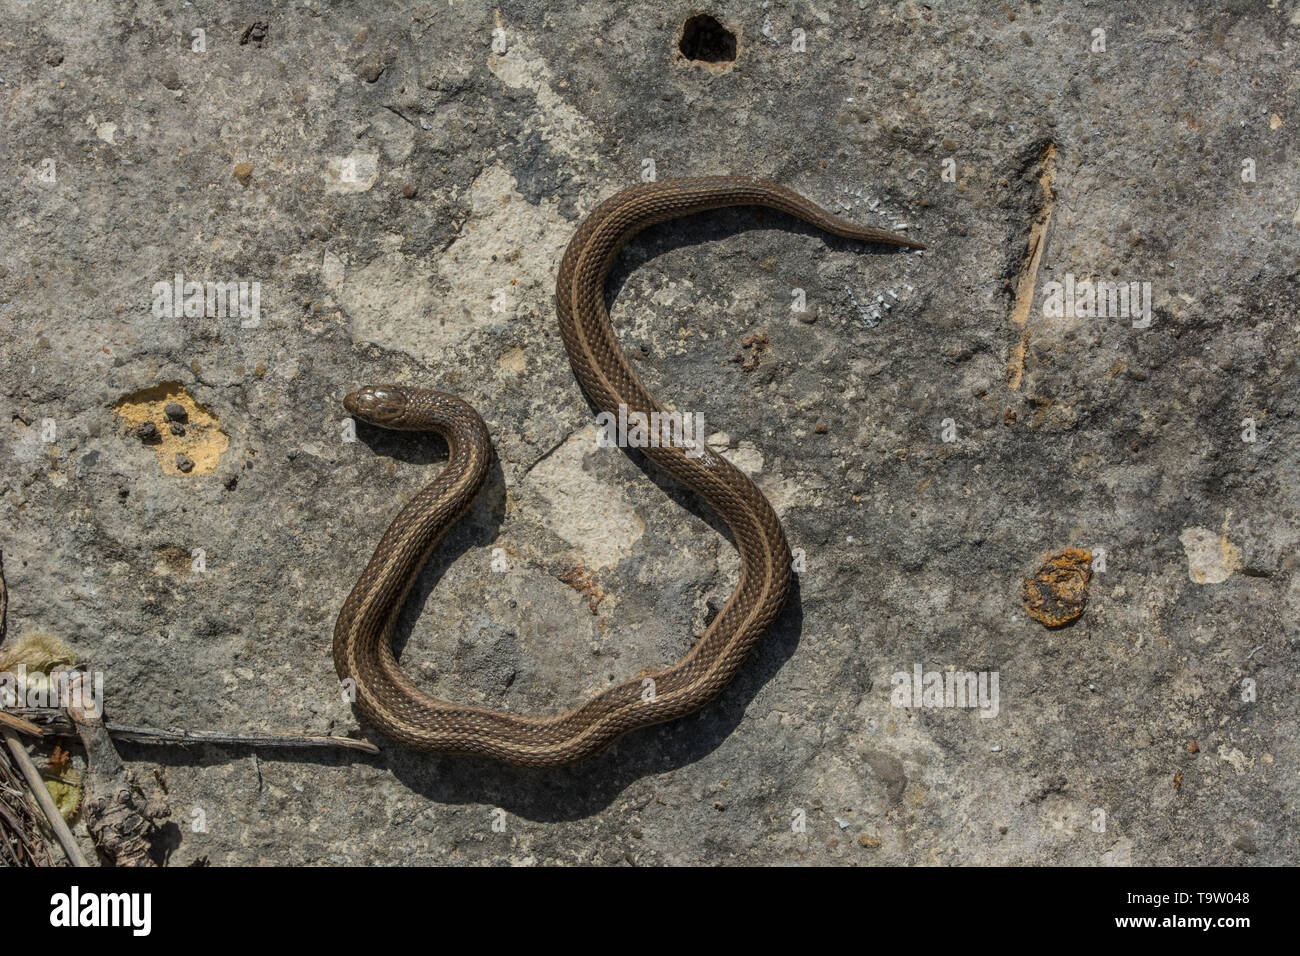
[1006,142,1056,391]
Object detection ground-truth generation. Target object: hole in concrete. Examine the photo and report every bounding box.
[678,14,736,64]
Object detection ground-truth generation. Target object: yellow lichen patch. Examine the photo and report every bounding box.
[1023,548,1092,628]
[113,382,228,476]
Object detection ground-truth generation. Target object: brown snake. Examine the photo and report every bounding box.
[334,176,923,766]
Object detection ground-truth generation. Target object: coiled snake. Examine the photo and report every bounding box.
[334,176,923,766]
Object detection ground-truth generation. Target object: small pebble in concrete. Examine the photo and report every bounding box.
[164,402,187,422]
[233,162,253,186]
[135,421,159,442]
[176,453,195,473]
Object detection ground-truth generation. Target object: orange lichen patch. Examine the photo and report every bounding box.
[553,562,605,615]
[1022,547,1092,627]
[113,382,228,477]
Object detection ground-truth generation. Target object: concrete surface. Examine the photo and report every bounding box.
[0,1,1296,865]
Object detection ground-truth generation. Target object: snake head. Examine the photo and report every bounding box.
[344,386,409,427]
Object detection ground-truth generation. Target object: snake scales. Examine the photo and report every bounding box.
[333,176,923,766]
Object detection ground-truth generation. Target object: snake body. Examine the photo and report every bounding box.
[334,176,923,766]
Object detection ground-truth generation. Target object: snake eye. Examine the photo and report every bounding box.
[344,386,408,426]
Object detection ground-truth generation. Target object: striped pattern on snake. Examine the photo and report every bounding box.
[333,176,923,766]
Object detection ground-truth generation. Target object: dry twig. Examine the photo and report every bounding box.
[8,710,379,754]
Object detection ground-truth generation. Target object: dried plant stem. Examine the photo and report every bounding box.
[0,710,43,737]
[7,710,379,754]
